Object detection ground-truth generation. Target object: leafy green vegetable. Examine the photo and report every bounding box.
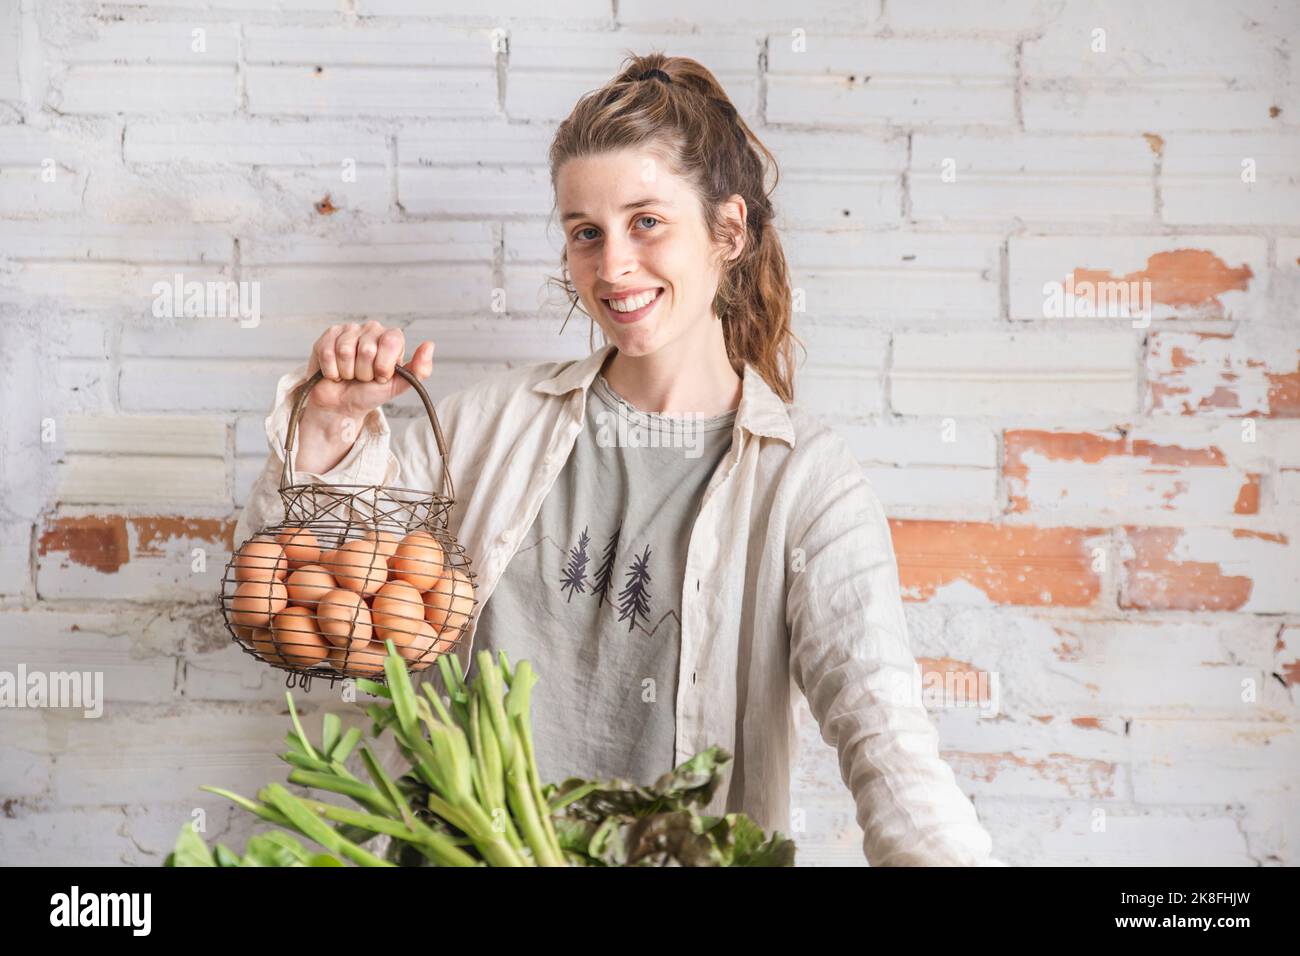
[166,643,794,867]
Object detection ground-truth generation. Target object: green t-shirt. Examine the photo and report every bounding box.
[468,371,737,786]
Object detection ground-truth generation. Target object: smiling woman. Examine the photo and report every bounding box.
[237,51,1002,866]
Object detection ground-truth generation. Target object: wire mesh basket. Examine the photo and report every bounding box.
[219,365,477,691]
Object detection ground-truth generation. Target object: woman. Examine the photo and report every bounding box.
[236,53,1002,866]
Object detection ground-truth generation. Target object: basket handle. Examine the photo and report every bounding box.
[279,365,455,501]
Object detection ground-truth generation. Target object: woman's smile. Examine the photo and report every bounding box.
[601,287,665,324]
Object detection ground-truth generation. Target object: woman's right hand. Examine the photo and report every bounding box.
[290,321,435,476]
[305,321,436,418]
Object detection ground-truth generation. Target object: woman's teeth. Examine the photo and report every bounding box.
[605,289,661,312]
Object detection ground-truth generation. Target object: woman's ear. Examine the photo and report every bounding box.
[723,193,747,261]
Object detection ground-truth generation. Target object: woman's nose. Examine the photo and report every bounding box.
[597,234,637,282]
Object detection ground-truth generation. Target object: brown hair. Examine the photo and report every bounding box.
[546,50,805,403]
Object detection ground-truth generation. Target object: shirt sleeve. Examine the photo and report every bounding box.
[233,361,401,549]
[785,437,1003,866]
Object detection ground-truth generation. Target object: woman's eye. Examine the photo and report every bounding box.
[636,215,660,230]
[574,227,598,242]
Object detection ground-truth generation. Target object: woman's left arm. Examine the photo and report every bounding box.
[785,435,1007,866]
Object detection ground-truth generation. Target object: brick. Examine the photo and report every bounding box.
[785,230,1000,321]
[0,125,92,216]
[835,420,997,514]
[0,1,19,102]
[882,0,1057,33]
[0,609,179,705]
[974,801,1253,866]
[0,711,51,801]
[1120,525,1300,613]
[240,221,495,316]
[621,0,882,26]
[763,128,906,228]
[1004,428,1262,517]
[1130,719,1300,804]
[1022,4,1278,131]
[890,331,1138,417]
[55,66,238,115]
[767,36,1015,128]
[1146,331,1300,418]
[244,27,496,118]
[49,706,320,806]
[0,223,232,309]
[911,133,1154,222]
[358,0,607,15]
[911,606,1286,719]
[1009,236,1266,322]
[789,320,888,418]
[36,514,236,601]
[890,519,1106,606]
[0,521,32,597]
[505,30,758,121]
[125,120,388,166]
[1161,134,1300,226]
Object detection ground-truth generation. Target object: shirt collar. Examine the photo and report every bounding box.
[531,343,796,447]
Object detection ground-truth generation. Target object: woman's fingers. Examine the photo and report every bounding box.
[352,321,386,383]
[334,322,362,380]
[389,340,436,398]
[312,325,343,381]
[373,327,406,385]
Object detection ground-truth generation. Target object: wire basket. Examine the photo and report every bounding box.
[219,365,477,691]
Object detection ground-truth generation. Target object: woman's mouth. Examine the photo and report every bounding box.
[601,287,664,325]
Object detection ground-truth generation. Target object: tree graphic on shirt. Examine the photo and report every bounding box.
[617,543,652,633]
[591,525,621,608]
[559,525,590,601]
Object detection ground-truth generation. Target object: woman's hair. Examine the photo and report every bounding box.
[546,50,805,403]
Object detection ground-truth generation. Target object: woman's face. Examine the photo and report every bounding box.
[556,148,742,357]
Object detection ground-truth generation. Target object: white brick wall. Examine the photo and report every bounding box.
[1,0,1297,868]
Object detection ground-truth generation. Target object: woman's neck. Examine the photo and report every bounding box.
[600,318,742,417]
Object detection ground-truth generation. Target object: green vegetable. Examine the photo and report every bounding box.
[166,643,794,867]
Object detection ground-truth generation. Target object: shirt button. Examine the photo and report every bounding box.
[499,530,512,545]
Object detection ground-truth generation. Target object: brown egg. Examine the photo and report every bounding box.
[330,540,388,596]
[233,624,255,642]
[249,627,285,664]
[396,621,439,671]
[423,568,476,633]
[389,531,445,591]
[371,581,425,646]
[286,564,336,607]
[277,527,321,569]
[271,606,332,667]
[234,539,288,583]
[327,640,387,677]
[231,579,288,628]
[362,529,402,560]
[315,588,373,649]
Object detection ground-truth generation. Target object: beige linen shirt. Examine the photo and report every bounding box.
[234,342,1003,866]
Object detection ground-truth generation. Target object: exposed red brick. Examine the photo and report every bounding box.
[1233,475,1261,514]
[1121,527,1252,611]
[890,519,1103,606]
[1004,430,1254,515]
[1071,716,1103,729]
[916,656,993,706]
[1232,528,1288,544]
[38,516,130,573]
[1148,332,1300,417]
[132,517,234,556]
[942,751,1119,799]
[37,515,236,573]
[1072,249,1253,317]
[1143,132,1164,156]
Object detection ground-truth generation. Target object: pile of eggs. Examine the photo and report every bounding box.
[226,526,475,677]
